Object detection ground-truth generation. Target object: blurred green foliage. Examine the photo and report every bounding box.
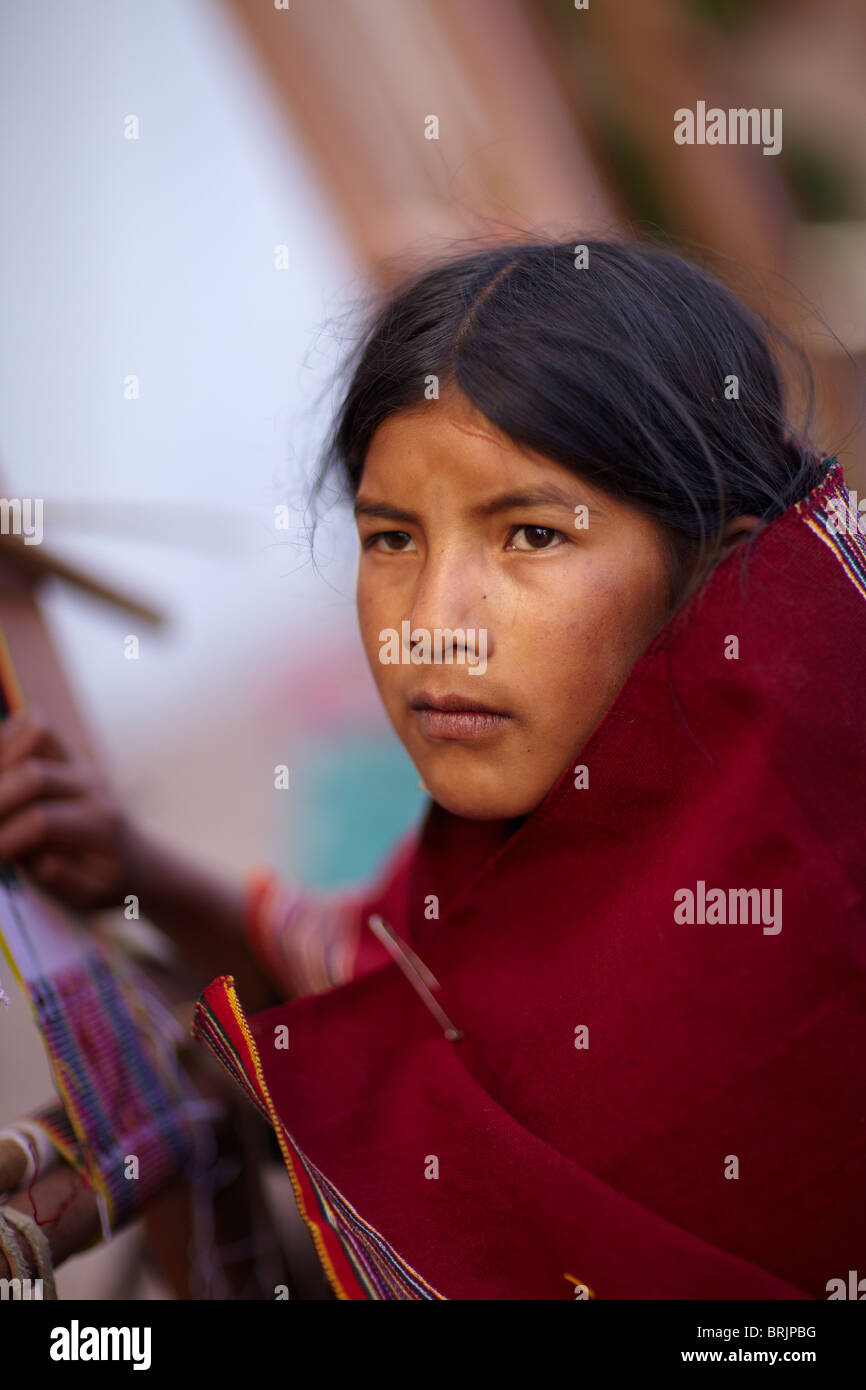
[686,0,767,33]
[595,112,670,230]
[779,138,861,221]
[539,0,861,227]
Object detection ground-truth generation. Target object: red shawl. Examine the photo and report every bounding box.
[193,463,866,1300]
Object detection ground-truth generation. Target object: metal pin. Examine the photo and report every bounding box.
[367,914,463,1041]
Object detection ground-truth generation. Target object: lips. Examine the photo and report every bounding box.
[409,688,508,714]
[409,690,511,741]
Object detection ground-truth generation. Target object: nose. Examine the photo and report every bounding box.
[407,540,492,662]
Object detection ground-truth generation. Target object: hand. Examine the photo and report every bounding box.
[0,711,134,912]
[0,711,276,1009]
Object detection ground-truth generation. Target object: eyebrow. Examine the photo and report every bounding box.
[476,487,603,517]
[354,486,602,525]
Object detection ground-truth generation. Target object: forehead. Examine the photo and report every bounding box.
[367,390,509,455]
[360,392,601,505]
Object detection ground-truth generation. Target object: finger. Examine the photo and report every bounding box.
[0,759,85,821]
[0,801,109,863]
[0,711,68,768]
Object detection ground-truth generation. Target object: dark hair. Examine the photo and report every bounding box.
[311,237,831,608]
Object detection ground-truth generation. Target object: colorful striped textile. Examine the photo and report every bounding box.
[0,871,200,1231]
[193,974,445,1300]
[15,1101,84,1173]
[796,460,866,601]
[0,633,199,1232]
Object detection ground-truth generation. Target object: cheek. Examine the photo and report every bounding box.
[356,573,406,705]
[541,566,664,693]
[356,572,384,648]
[356,584,384,687]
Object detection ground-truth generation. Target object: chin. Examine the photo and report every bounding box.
[419,767,541,821]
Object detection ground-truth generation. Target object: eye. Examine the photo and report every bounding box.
[507,525,566,552]
[365,530,417,553]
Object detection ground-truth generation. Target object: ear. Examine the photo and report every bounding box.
[720,514,761,549]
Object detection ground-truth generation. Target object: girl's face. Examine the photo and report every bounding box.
[354,388,674,820]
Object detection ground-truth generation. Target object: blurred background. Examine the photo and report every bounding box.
[0,0,864,1297]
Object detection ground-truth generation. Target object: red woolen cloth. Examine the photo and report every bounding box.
[201,465,866,1299]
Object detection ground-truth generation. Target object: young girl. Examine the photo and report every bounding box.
[1,238,864,1300]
